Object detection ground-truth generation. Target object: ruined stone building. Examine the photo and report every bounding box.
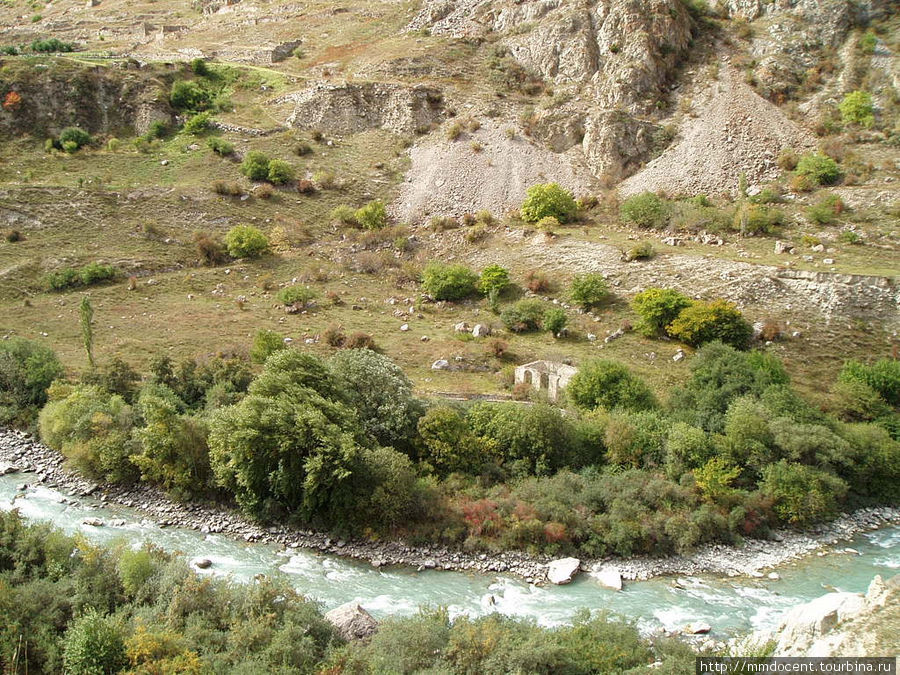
[513,361,578,402]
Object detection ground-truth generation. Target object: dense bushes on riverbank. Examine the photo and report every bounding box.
[0,510,694,674]
[5,337,900,557]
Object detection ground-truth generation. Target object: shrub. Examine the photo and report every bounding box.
[58,127,92,151]
[478,264,510,296]
[251,329,286,363]
[207,137,234,156]
[0,337,64,425]
[446,121,463,140]
[838,229,862,244]
[30,38,74,52]
[737,204,785,235]
[777,148,799,171]
[313,170,337,189]
[267,159,295,185]
[839,359,900,407]
[224,225,269,258]
[296,178,316,193]
[294,142,312,156]
[838,90,875,128]
[355,200,388,230]
[520,183,577,223]
[524,269,551,293]
[759,460,847,525]
[806,195,844,225]
[535,215,559,232]
[253,183,275,199]
[624,241,655,261]
[544,307,568,335]
[169,80,210,112]
[277,285,316,307]
[344,332,377,350]
[567,360,657,412]
[45,263,117,291]
[5,229,22,242]
[500,299,545,332]
[667,299,752,349]
[858,29,877,55]
[183,111,211,135]
[631,287,693,337]
[240,151,271,181]
[63,609,128,675]
[620,192,666,229]
[421,263,479,301]
[569,273,610,310]
[327,205,357,227]
[795,152,841,186]
[194,231,227,265]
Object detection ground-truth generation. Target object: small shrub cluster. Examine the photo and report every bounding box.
[620,192,667,229]
[276,285,317,307]
[45,262,117,291]
[631,288,752,349]
[207,137,234,156]
[500,299,546,333]
[838,90,875,129]
[569,273,610,310]
[224,225,269,259]
[421,263,479,301]
[240,151,294,184]
[520,183,577,223]
[794,152,842,186]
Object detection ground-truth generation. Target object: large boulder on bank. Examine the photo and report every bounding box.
[591,565,623,591]
[546,558,581,585]
[325,602,378,641]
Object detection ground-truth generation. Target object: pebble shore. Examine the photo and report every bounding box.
[2,428,897,584]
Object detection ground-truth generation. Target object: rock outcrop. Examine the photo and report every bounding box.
[325,602,378,641]
[278,83,444,135]
[741,575,899,657]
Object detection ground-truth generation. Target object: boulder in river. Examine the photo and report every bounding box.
[81,517,104,527]
[591,565,623,591]
[683,621,712,635]
[194,558,213,569]
[546,558,581,585]
[325,602,378,641]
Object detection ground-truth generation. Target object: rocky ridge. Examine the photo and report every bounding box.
[2,428,898,585]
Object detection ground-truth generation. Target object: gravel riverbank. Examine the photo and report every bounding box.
[2,428,897,584]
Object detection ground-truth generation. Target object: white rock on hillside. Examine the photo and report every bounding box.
[546,558,581,585]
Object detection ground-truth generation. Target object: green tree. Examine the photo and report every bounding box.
[354,200,388,230]
[631,288,693,337]
[329,349,425,450]
[567,360,657,412]
[0,337,63,425]
[620,192,667,228]
[666,299,752,349]
[224,225,269,258]
[239,151,271,181]
[838,90,875,128]
[251,329,286,364]
[132,390,213,499]
[520,183,577,223]
[569,273,610,310]
[80,296,95,368]
[63,608,127,675]
[417,406,485,475]
[420,262,479,301]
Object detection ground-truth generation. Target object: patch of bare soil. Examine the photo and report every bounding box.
[394,122,599,222]
[620,63,816,197]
